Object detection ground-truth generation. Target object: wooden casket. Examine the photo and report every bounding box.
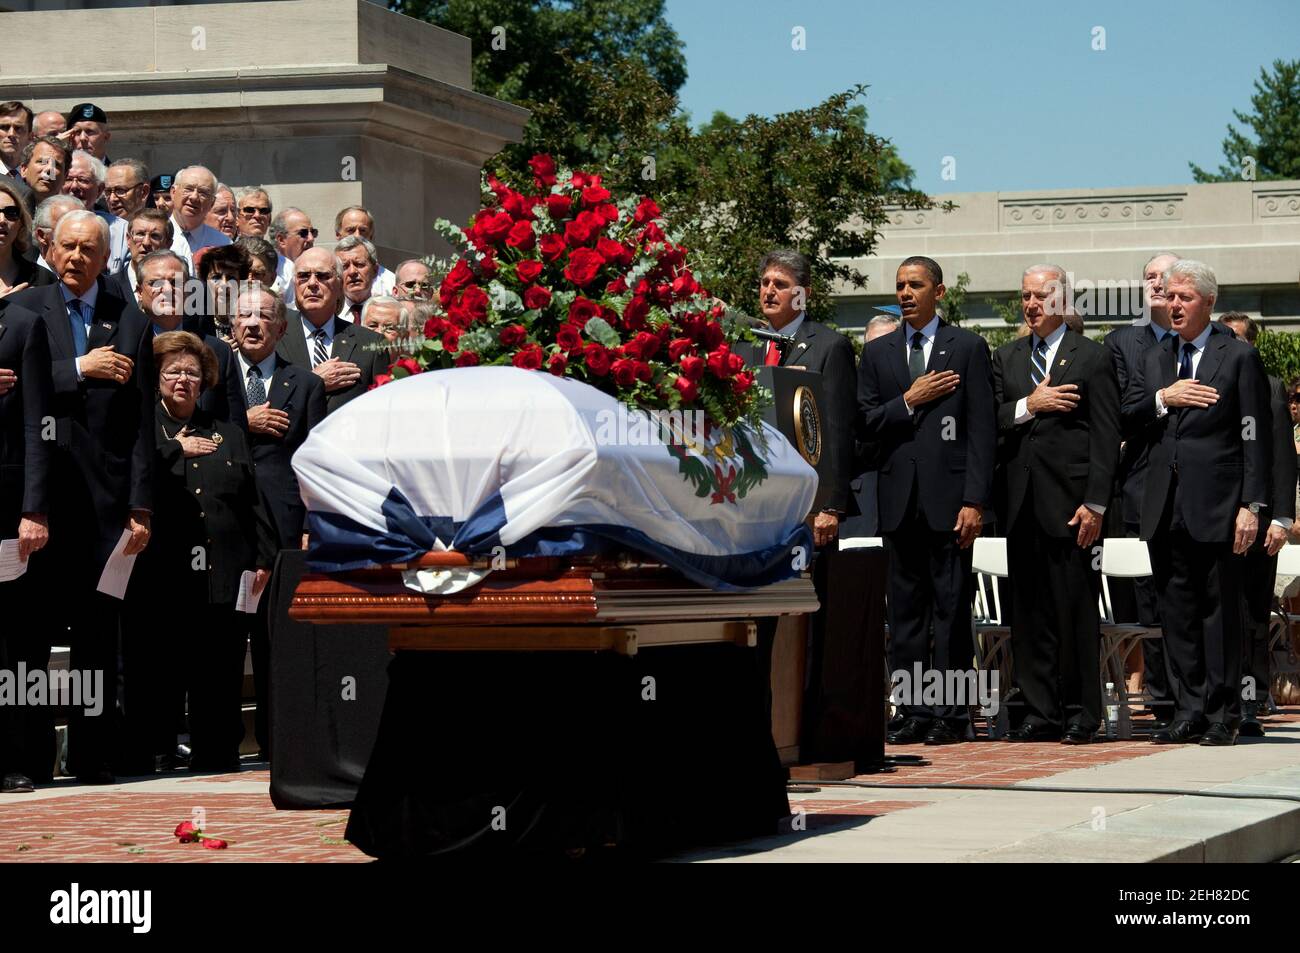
[287,551,818,859]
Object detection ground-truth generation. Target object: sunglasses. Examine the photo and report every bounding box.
[1290,395,1300,404]
[295,270,336,283]
[0,206,20,222]
[241,206,271,216]
[292,227,319,239]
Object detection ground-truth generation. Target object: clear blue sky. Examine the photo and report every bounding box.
[664,0,1300,194]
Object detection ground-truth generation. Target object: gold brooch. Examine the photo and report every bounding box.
[212,433,223,445]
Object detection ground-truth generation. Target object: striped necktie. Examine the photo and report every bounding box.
[312,327,330,366]
[1030,338,1048,386]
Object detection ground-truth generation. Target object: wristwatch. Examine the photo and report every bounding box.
[1248,502,1262,516]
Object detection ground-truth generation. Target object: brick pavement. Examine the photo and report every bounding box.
[1,708,1293,862]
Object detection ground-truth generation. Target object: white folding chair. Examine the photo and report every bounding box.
[1268,544,1300,711]
[971,537,1016,737]
[1098,538,1162,739]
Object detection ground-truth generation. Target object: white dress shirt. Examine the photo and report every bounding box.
[170,218,231,268]
[234,348,278,401]
[300,313,336,365]
[100,211,130,275]
[277,253,296,306]
[900,314,940,415]
[1154,323,1214,418]
[372,266,396,298]
[1013,321,1068,424]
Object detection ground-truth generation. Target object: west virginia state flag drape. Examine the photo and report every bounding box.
[291,367,817,590]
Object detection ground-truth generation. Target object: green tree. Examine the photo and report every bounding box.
[640,85,938,325]
[399,4,942,326]
[1190,58,1300,182]
[392,0,686,169]
[1256,328,1300,384]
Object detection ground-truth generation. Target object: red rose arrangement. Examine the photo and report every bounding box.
[380,154,766,430]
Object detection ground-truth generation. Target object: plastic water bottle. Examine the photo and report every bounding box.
[1104,682,1118,739]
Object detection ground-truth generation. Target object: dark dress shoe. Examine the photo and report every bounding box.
[1150,719,1205,744]
[887,717,932,745]
[1200,723,1238,746]
[1238,719,1264,738]
[923,721,961,745]
[1004,723,1060,742]
[1062,725,1095,745]
[2,773,35,793]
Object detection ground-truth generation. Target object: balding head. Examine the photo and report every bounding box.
[32,111,66,139]
[1143,251,1181,329]
[170,165,218,231]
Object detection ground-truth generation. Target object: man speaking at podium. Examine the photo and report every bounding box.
[858,256,996,746]
[742,249,859,756]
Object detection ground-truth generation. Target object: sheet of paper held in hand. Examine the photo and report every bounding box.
[235,570,264,614]
[0,538,27,583]
[96,528,138,599]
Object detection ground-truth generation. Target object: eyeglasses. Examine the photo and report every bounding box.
[399,279,432,291]
[292,227,319,239]
[104,185,143,198]
[0,206,20,222]
[1290,395,1300,404]
[240,206,271,216]
[178,185,214,200]
[145,278,181,290]
[295,269,336,283]
[161,369,202,382]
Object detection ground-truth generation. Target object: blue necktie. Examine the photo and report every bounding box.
[67,299,88,358]
[1178,341,1194,380]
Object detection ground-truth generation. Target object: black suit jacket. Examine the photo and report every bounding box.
[857,319,996,533]
[126,304,248,431]
[1106,322,1169,525]
[739,319,858,513]
[992,329,1121,537]
[230,354,326,547]
[0,299,53,534]
[1267,374,1296,522]
[1136,325,1271,543]
[9,277,155,560]
[276,312,387,415]
[107,265,134,304]
[134,404,278,605]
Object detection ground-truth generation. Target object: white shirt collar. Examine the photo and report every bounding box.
[904,314,940,342]
[236,348,277,382]
[60,280,99,310]
[771,312,806,339]
[302,312,334,342]
[1178,323,1214,353]
[1032,321,1067,352]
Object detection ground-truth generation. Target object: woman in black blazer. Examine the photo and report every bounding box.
[0,179,48,297]
[124,331,277,774]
